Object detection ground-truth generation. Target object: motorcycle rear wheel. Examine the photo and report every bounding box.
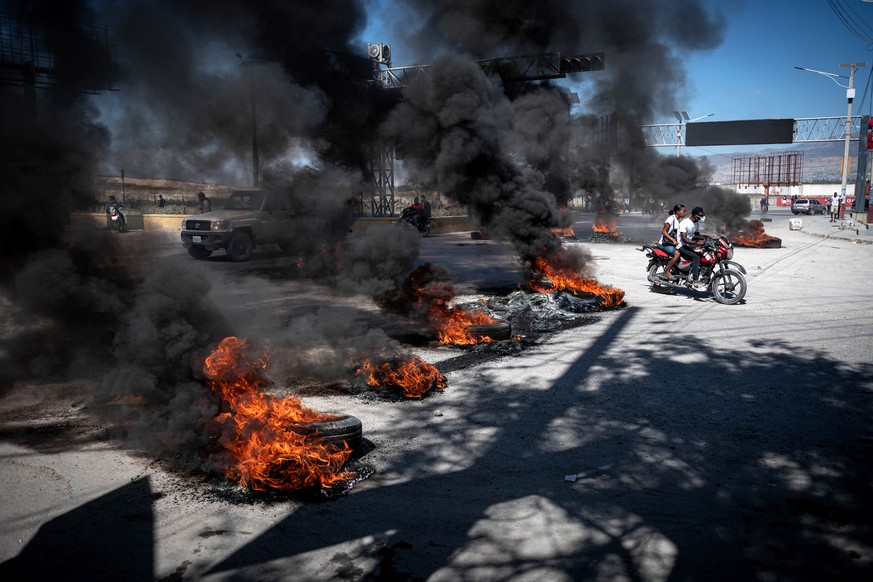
[647,264,674,294]
[711,270,747,305]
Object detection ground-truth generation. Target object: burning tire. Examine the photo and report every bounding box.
[289,414,362,452]
[467,320,511,341]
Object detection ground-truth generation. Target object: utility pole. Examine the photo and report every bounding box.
[237,53,260,189]
[839,63,865,201]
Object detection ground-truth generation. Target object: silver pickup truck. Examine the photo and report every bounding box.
[180,190,301,261]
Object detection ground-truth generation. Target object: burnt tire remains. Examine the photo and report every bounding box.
[289,414,362,452]
[467,320,512,341]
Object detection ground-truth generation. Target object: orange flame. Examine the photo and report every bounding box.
[529,255,625,308]
[592,216,620,234]
[732,220,780,248]
[551,226,576,238]
[357,356,447,399]
[203,336,354,491]
[430,305,499,345]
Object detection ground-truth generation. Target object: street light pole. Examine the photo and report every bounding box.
[796,63,866,202]
[839,62,865,201]
[237,53,259,189]
[673,111,715,156]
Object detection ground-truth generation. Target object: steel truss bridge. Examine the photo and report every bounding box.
[363,51,604,216]
[640,116,863,148]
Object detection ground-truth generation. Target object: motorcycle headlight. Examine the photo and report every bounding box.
[725,246,734,260]
[211,221,230,231]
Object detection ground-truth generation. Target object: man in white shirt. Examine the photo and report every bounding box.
[830,192,840,222]
[677,206,707,291]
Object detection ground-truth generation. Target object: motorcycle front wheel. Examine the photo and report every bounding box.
[711,270,747,305]
[647,263,674,294]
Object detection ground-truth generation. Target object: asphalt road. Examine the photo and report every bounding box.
[1,211,872,581]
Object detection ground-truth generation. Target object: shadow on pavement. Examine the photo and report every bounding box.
[203,307,873,579]
[0,477,154,581]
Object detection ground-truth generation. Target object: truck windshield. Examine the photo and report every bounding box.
[223,191,265,210]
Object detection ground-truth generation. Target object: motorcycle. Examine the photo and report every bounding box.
[107,205,126,233]
[398,208,431,237]
[639,235,747,305]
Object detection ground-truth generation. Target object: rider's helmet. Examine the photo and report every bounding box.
[108,195,116,201]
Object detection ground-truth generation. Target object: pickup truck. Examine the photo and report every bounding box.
[180,190,302,261]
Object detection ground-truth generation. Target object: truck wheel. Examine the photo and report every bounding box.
[227,232,254,262]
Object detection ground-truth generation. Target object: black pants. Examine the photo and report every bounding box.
[678,246,701,280]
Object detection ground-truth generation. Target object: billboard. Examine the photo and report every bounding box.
[685,119,795,146]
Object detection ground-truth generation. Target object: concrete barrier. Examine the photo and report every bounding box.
[71,212,474,234]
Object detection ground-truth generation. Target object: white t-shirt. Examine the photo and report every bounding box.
[677,217,699,248]
[659,215,680,246]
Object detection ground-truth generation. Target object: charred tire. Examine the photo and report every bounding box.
[647,264,674,294]
[187,246,213,260]
[467,320,511,341]
[226,232,254,262]
[711,270,747,305]
[289,414,362,451]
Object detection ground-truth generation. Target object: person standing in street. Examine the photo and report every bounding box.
[197,191,212,213]
[830,192,840,222]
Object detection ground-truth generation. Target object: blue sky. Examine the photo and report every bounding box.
[357,0,873,158]
[684,1,873,121]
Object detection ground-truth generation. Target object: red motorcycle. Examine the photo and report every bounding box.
[640,235,747,305]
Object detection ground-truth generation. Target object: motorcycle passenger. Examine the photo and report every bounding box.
[659,204,685,281]
[677,206,707,291]
[104,195,126,227]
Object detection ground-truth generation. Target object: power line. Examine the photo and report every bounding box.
[828,0,873,44]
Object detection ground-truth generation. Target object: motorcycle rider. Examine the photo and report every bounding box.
[104,195,126,228]
[401,197,425,230]
[658,204,685,281]
[677,206,707,291]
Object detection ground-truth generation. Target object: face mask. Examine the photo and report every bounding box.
[698,216,706,223]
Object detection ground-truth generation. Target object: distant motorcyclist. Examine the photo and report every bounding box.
[401,197,425,229]
[104,195,126,227]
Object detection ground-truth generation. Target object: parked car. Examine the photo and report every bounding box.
[791,198,826,215]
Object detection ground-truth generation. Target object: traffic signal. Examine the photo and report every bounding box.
[560,53,605,74]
